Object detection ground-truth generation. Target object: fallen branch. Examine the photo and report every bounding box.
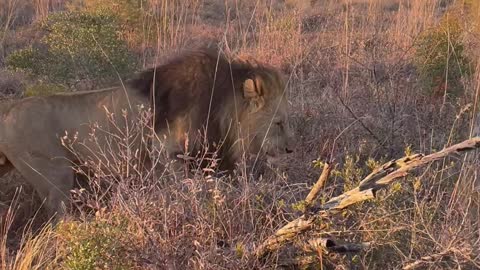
[255,137,480,258]
[402,249,454,270]
[304,163,333,209]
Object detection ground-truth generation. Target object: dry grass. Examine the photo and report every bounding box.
[1,0,480,269]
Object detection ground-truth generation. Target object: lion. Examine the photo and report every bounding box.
[131,49,296,171]
[0,48,295,222]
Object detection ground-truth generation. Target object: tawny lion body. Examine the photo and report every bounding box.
[0,87,150,219]
[0,49,295,221]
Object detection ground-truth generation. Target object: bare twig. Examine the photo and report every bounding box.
[337,94,386,149]
[255,137,480,258]
[304,163,333,209]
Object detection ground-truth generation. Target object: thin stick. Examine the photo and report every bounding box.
[304,163,333,209]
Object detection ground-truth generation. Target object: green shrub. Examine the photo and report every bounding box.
[414,11,472,98]
[6,11,137,87]
[25,83,67,97]
[69,0,144,26]
[68,0,151,47]
[56,218,136,270]
[6,48,44,75]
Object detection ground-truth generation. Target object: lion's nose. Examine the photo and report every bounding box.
[285,147,293,154]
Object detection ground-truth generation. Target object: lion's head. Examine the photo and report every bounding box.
[130,48,295,171]
[224,64,296,165]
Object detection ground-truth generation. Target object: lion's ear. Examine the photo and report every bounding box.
[243,77,265,113]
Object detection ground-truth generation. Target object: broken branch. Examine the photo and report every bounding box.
[255,137,480,258]
[304,162,333,209]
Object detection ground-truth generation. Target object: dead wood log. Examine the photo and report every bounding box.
[255,137,480,258]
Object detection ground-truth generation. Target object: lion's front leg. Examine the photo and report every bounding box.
[5,151,74,224]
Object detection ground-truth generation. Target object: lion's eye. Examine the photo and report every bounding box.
[275,121,282,127]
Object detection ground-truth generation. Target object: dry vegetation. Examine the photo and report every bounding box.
[1,0,480,269]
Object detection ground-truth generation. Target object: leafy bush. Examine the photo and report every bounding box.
[414,11,472,98]
[56,218,136,270]
[6,11,137,87]
[69,0,144,27]
[6,47,48,77]
[25,83,67,97]
[68,0,149,47]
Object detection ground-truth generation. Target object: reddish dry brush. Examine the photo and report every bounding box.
[1,0,480,269]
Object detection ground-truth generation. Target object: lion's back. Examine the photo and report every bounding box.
[0,89,118,152]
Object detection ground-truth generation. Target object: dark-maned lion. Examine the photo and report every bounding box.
[131,49,295,170]
[0,49,295,222]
